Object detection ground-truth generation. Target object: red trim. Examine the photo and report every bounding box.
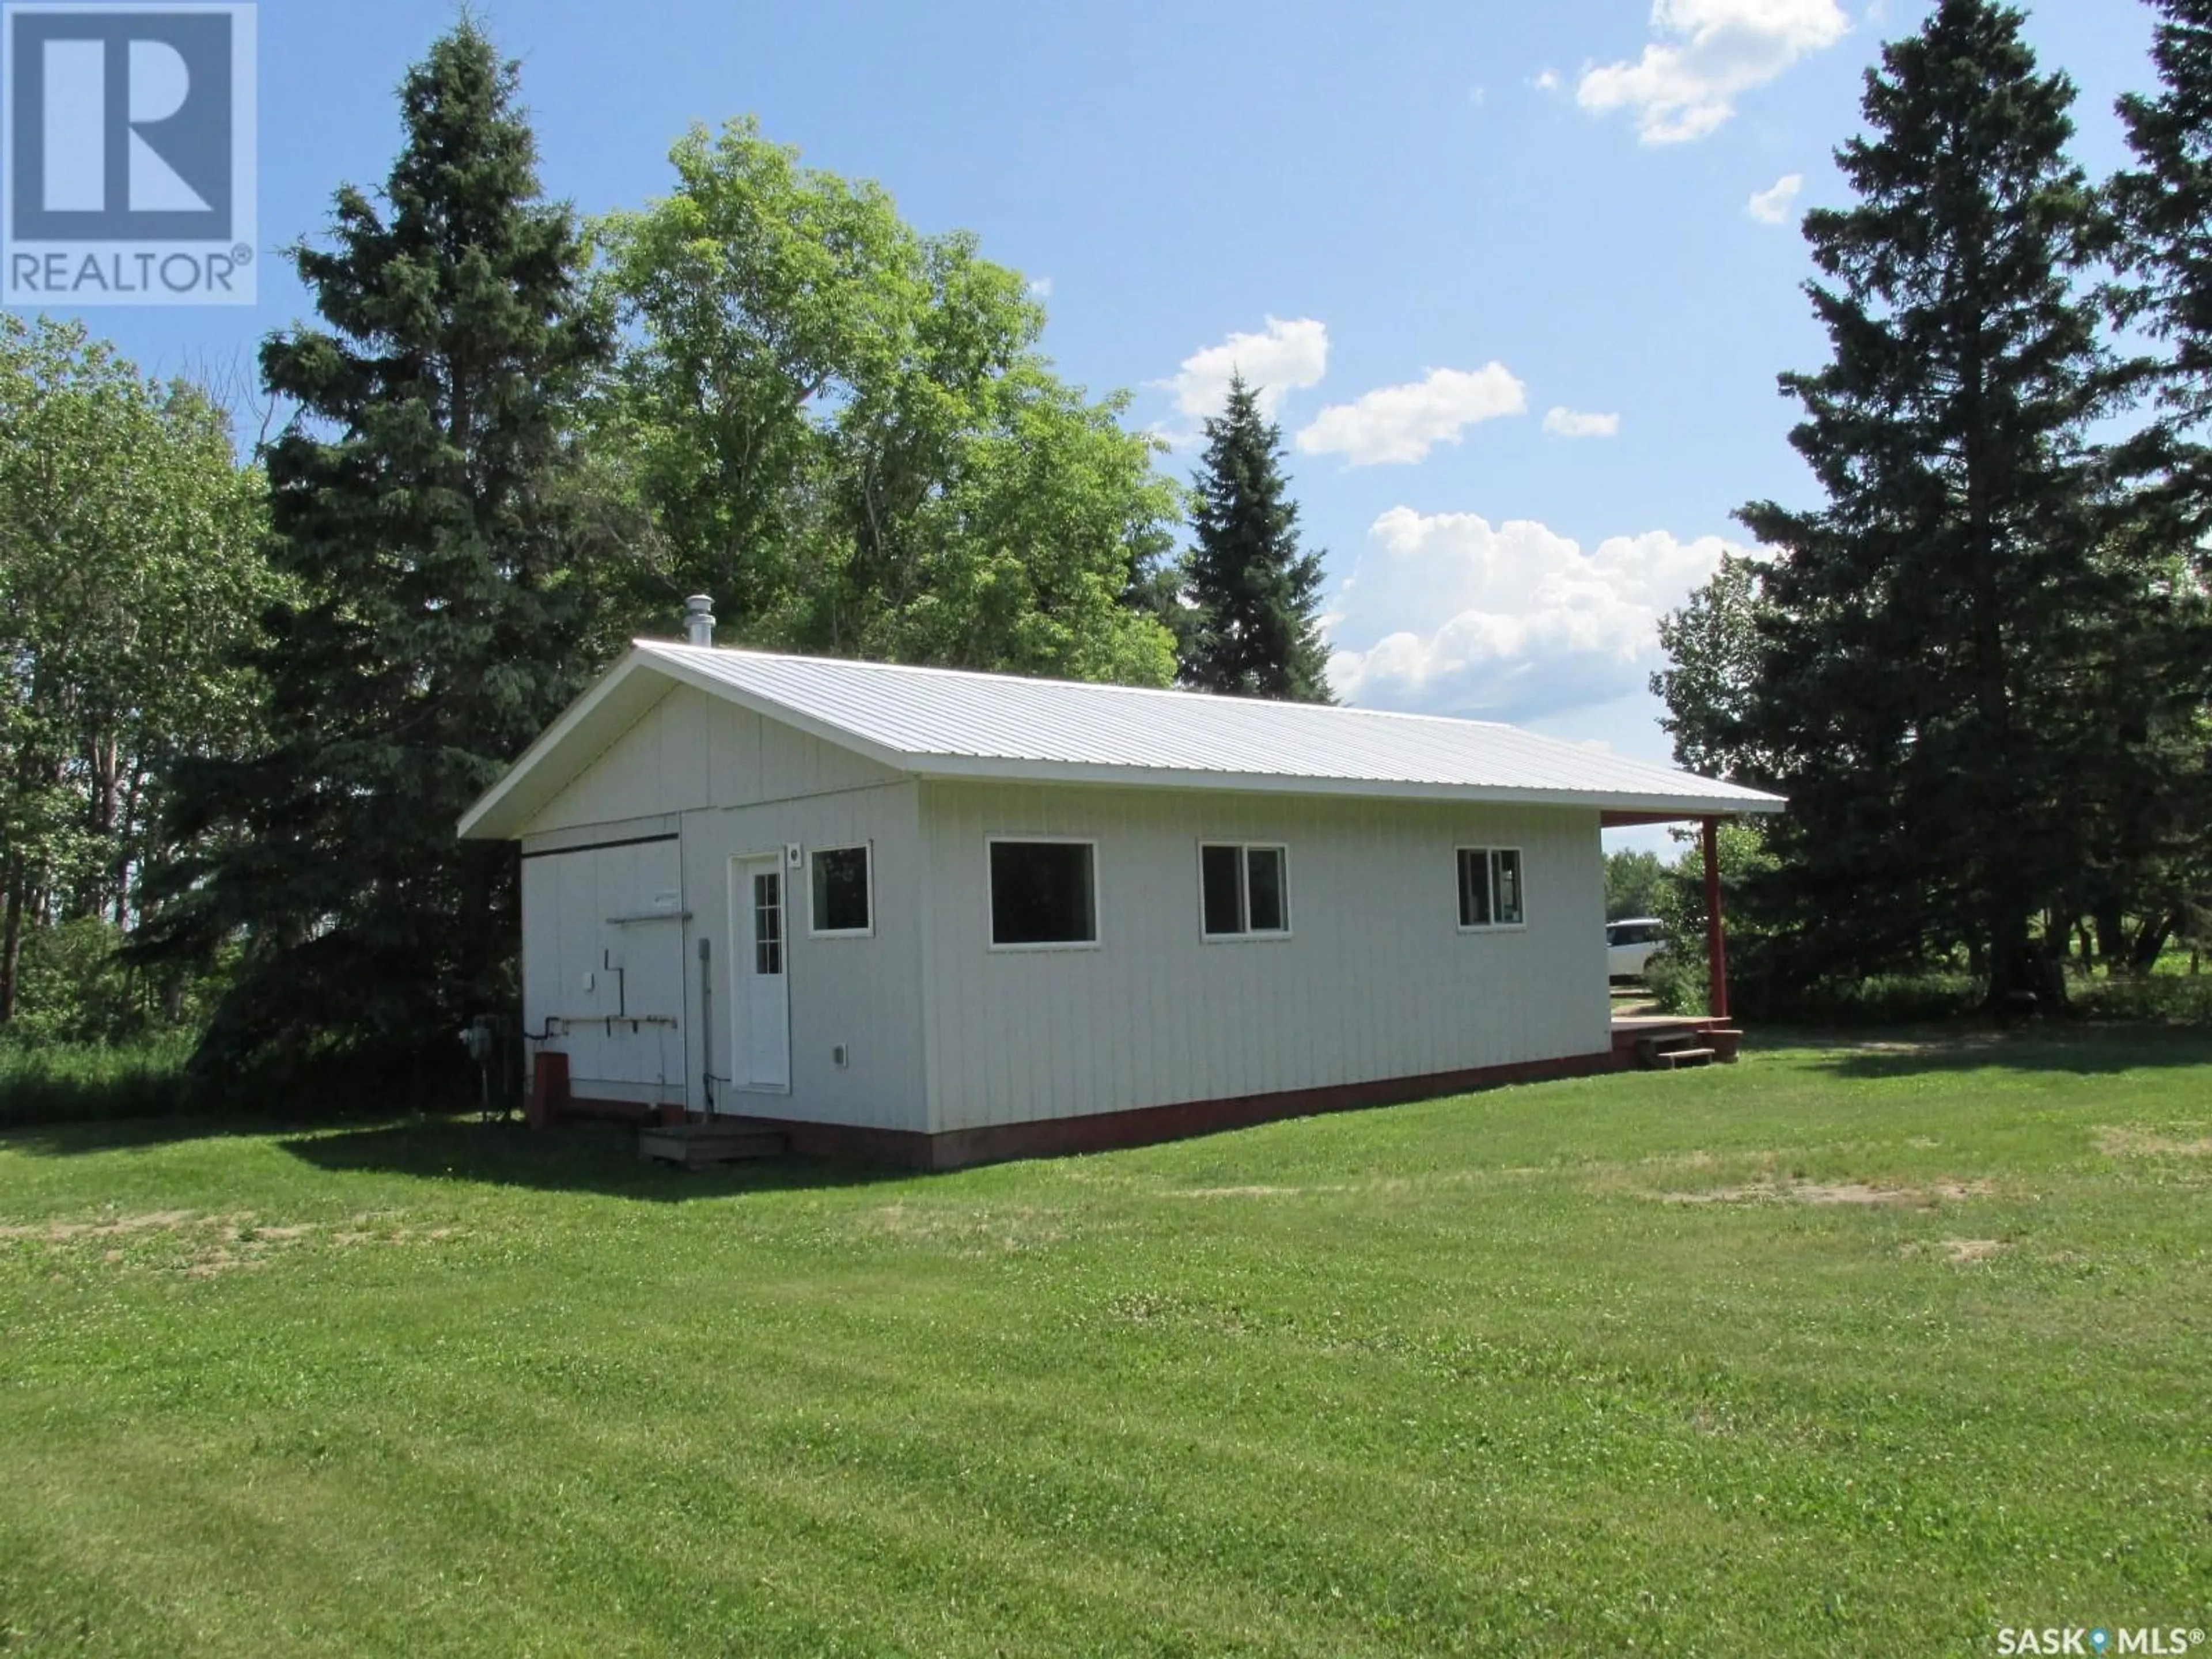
[922,1054,1619,1169]
[573,1050,1619,1171]
[548,1030,1755,1168]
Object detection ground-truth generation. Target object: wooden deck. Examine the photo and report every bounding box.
[637,1120,788,1169]
[1610,1016,1743,1071]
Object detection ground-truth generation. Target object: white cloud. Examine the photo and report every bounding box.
[1158,316,1330,424]
[1532,68,1562,92]
[1543,407,1622,440]
[1578,0,1850,143]
[1325,506,1748,721]
[1028,276,1054,298]
[1745,172,1804,224]
[1294,365,1527,467]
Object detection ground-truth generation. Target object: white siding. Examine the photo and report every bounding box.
[517,692,926,1132]
[916,782,1608,1134]
[525,685,900,834]
[520,837,688,1105]
[512,695,1615,1145]
[677,782,927,1133]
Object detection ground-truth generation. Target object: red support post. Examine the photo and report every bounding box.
[1702,817,1729,1021]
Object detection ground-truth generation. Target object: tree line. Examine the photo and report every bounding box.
[0,21,1330,1084]
[1652,0,2212,1014]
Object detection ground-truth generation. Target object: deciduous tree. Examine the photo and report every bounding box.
[1603,849,1667,922]
[0,317,271,1029]
[597,121,1177,683]
[1650,553,1777,783]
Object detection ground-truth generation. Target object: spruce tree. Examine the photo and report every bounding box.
[2103,0,2212,974]
[1736,0,2126,1010]
[1180,374,1333,701]
[149,21,615,1079]
[2117,0,2212,489]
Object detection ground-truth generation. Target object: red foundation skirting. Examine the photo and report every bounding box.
[562,1047,1624,1172]
[919,1050,1621,1170]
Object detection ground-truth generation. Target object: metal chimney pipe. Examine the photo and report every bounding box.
[684,594,716,647]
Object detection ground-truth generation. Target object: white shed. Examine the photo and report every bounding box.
[458,639,1785,1167]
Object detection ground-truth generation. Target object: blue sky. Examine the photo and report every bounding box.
[26,1,2163,849]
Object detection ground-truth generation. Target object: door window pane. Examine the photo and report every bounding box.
[990,842,1096,945]
[811,845,872,934]
[1200,844,1245,936]
[1245,847,1287,933]
[753,872,783,975]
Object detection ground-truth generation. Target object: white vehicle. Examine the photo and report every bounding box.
[1606,917,1667,980]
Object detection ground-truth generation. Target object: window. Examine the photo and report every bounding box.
[752,872,784,974]
[809,844,873,936]
[988,839,1097,947]
[1457,847,1525,930]
[1200,843,1290,939]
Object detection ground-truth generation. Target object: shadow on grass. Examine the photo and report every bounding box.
[1,1060,476,1157]
[2,1111,323,1159]
[278,1117,916,1201]
[1778,1022,2212,1080]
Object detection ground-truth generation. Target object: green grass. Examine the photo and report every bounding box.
[2,1031,2207,1657]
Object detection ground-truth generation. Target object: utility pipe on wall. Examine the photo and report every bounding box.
[698,935,714,1113]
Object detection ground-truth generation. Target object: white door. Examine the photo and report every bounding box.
[730,855,791,1092]
[521,836,684,1102]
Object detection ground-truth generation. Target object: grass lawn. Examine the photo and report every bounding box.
[2,1031,2207,1657]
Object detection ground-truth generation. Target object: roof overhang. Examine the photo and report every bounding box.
[903,753,1783,819]
[460,649,1786,841]
[458,645,922,841]
[459,649,662,840]
[1597,808,1771,828]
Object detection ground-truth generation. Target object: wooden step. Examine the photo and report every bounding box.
[639,1123,787,1169]
[1649,1047,1716,1070]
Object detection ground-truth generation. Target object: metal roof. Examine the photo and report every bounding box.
[458,641,1785,840]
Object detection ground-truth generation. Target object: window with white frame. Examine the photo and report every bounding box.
[988,839,1097,947]
[1457,847,1525,929]
[1200,843,1290,938]
[809,843,873,936]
